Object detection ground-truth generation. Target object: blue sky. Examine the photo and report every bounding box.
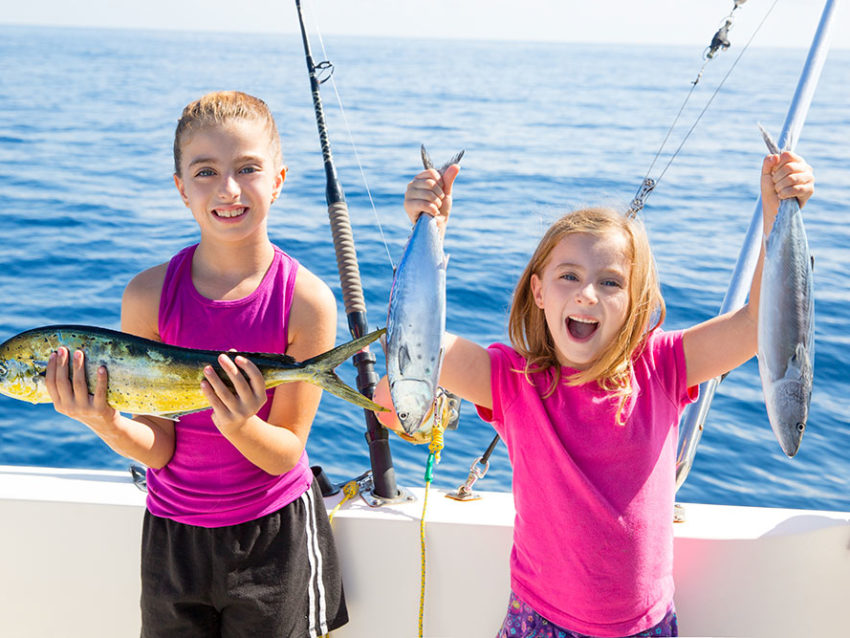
[2,0,848,49]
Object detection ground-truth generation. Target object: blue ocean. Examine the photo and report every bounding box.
[0,24,847,512]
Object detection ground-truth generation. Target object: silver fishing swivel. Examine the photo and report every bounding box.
[626,178,657,218]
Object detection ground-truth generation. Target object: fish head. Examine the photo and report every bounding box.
[764,376,810,458]
[0,356,44,402]
[390,378,436,435]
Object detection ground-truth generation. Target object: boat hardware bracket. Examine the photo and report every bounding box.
[446,455,490,502]
[356,470,416,507]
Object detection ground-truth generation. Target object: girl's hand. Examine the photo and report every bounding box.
[45,347,118,429]
[403,164,461,236]
[201,354,267,435]
[761,151,814,234]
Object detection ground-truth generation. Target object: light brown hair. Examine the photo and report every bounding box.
[173,91,283,176]
[508,207,665,422]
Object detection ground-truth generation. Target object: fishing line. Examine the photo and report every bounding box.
[628,0,782,217]
[305,0,396,270]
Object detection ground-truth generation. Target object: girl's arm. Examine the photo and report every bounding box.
[202,267,337,476]
[439,333,493,409]
[45,264,177,469]
[682,151,814,387]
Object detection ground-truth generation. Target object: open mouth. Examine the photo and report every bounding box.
[213,207,247,219]
[567,316,599,341]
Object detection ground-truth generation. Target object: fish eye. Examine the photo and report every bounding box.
[399,412,409,420]
[796,422,806,433]
[0,362,6,375]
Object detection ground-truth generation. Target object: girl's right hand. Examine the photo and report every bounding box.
[46,347,118,430]
[403,164,461,236]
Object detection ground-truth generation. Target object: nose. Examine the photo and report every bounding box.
[576,282,598,304]
[218,173,240,200]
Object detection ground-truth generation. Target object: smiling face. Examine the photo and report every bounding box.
[173,118,285,246]
[529,231,631,370]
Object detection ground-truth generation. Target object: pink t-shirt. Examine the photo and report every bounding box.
[476,329,697,637]
[145,244,313,527]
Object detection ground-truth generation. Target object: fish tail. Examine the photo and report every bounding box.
[303,328,388,412]
[420,144,465,174]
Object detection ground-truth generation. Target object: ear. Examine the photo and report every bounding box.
[173,174,190,208]
[271,166,287,203]
[530,274,545,309]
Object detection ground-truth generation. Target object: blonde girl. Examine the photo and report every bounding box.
[377,151,813,637]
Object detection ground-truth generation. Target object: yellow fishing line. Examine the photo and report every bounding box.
[418,393,449,637]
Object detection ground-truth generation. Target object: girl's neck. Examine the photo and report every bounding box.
[191,236,276,301]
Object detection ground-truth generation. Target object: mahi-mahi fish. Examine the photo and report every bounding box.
[757,125,814,458]
[0,325,387,417]
[386,145,463,435]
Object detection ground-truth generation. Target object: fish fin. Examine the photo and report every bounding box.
[131,410,191,421]
[758,123,781,155]
[314,370,389,412]
[302,328,385,370]
[783,343,812,381]
[302,328,388,412]
[420,144,433,170]
[398,343,412,375]
[438,150,465,174]
[420,145,465,174]
[230,350,298,366]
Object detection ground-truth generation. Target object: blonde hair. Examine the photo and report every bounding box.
[173,91,283,176]
[508,207,665,422]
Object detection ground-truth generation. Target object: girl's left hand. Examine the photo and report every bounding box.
[201,354,267,434]
[403,163,460,235]
[761,151,814,231]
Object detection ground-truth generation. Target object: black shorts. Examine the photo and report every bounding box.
[141,479,348,637]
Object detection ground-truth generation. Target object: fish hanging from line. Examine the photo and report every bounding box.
[386,145,463,435]
[757,124,814,458]
[0,324,387,418]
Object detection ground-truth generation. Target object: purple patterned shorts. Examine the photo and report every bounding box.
[496,591,678,638]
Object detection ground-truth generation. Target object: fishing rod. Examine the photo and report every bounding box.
[294,0,400,501]
[675,0,839,491]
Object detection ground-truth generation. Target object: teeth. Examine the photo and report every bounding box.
[215,208,245,218]
[569,316,598,324]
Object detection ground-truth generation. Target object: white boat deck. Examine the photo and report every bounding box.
[1,465,849,637]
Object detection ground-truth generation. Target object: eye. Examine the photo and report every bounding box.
[195,168,215,178]
[602,279,623,288]
[239,165,259,174]
[560,272,579,282]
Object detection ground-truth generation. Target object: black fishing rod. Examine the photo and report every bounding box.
[294,0,399,501]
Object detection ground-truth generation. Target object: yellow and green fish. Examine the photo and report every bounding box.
[0,324,387,418]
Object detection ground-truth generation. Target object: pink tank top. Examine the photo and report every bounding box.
[145,244,313,527]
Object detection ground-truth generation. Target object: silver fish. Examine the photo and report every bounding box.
[0,324,387,418]
[757,125,814,457]
[386,146,463,435]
